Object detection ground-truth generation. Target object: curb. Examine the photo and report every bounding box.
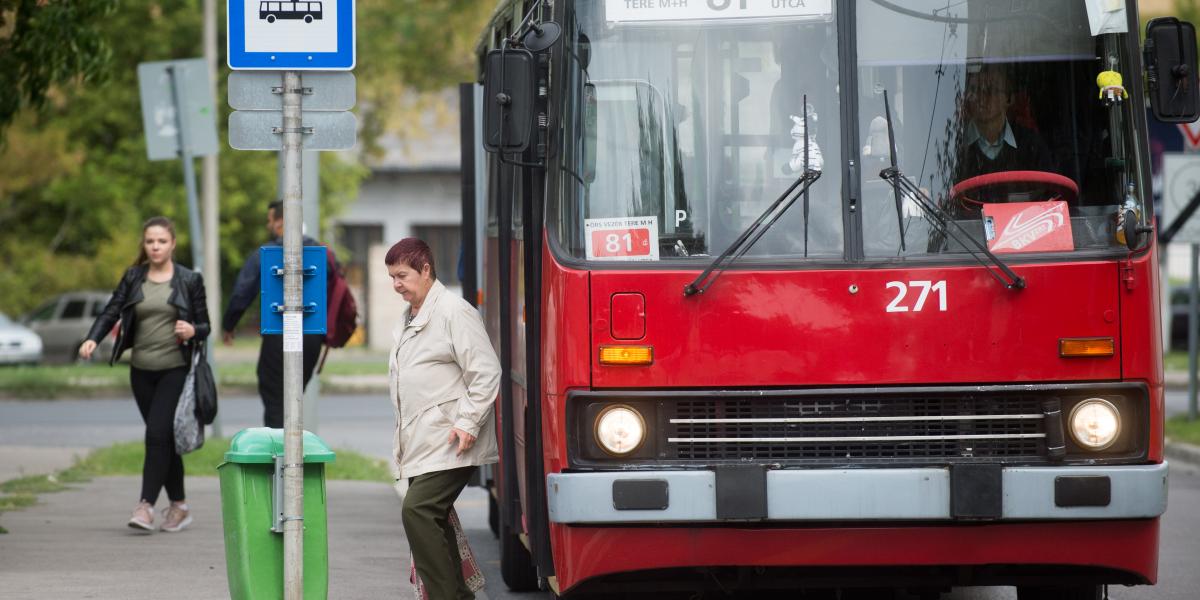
[1165,440,1200,467]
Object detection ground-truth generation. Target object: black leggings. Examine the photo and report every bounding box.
[130,366,189,505]
[257,333,324,428]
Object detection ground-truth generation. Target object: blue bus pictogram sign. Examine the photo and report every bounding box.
[259,1,323,24]
[228,0,354,70]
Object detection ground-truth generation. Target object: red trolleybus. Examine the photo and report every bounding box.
[459,1,1200,597]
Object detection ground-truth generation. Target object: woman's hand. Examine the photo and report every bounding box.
[174,320,196,342]
[78,340,98,361]
[449,428,476,456]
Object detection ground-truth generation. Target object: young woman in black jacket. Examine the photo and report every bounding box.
[80,216,210,533]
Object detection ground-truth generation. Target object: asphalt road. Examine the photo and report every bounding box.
[2,393,1198,599]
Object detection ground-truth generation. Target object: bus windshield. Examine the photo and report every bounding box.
[857,0,1141,257]
[554,1,1142,263]
[557,2,843,262]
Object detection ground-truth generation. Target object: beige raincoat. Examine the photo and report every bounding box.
[388,280,501,479]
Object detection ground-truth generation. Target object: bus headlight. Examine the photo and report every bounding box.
[594,405,646,456]
[1068,398,1121,451]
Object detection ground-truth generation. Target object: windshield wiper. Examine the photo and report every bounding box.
[878,88,1023,290]
[685,97,822,297]
[882,90,907,253]
[684,168,821,296]
[878,168,1025,290]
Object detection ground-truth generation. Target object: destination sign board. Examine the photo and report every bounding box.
[605,0,833,23]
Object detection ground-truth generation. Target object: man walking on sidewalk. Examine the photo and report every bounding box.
[222,200,326,428]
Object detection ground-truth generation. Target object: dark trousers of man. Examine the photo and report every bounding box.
[403,466,477,600]
[257,333,324,429]
[130,366,190,504]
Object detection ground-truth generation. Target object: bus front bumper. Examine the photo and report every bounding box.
[546,463,1168,524]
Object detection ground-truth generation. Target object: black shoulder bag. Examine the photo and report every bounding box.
[193,340,218,425]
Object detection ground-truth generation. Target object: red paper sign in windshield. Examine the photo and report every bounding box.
[983,201,1074,254]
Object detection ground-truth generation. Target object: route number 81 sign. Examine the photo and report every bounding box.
[585,216,659,261]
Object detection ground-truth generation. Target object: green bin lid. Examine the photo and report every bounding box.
[223,427,336,464]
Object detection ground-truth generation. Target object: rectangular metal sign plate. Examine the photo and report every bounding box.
[228,71,356,111]
[228,0,355,70]
[260,245,327,335]
[229,110,357,150]
[1163,152,1200,244]
[137,59,219,160]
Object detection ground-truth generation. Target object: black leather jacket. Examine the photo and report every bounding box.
[86,263,210,366]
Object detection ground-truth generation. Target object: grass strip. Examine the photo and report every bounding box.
[0,474,68,495]
[0,494,37,511]
[65,438,391,482]
[1166,414,1200,446]
[0,438,391,532]
[0,355,387,398]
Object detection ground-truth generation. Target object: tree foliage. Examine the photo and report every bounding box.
[0,0,117,139]
[0,0,493,317]
[355,0,496,153]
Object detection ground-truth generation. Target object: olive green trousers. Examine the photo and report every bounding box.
[403,466,477,600]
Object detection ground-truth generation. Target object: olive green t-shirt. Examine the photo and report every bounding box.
[131,280,187,371]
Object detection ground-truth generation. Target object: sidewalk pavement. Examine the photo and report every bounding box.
[0,476,420,599]
[0,445,89,483]
[0,474,498,599]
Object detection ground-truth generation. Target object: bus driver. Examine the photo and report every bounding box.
[954,63,1056,183]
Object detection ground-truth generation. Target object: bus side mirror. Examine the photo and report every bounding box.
[583,83,597,183]
[1145,17,1200,123]
[482,48,536,154]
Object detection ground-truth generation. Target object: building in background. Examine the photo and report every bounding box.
[335,91,463,350]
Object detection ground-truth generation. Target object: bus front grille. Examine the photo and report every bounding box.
[663,395,1047,463]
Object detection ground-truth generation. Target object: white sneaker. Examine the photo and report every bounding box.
[160,502,192,533]
[128,501,155,532]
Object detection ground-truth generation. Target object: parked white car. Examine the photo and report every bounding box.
[0,312,44,365]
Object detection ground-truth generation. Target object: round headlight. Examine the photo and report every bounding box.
[1068,398,1121,450]
[594,405,646,456]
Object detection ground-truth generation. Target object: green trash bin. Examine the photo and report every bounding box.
[218,427,336,600]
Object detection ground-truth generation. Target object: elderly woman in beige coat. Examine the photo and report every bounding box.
[385,238,500,600]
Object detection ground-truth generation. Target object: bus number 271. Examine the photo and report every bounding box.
[885,280,947,313]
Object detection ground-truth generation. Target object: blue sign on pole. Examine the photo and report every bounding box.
[260,246,328,334]
[227,0,355,70]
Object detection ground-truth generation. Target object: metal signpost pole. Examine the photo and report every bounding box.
[166,66,205,273]
[202,3,226,438]
[276,150,323,433]
[202,0,224,438]
[281,70,306,599]
[1191,244,1199,421]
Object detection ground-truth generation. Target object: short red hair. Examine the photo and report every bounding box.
[384,237,436,279]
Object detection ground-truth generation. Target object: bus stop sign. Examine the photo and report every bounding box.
[227,0,355,70]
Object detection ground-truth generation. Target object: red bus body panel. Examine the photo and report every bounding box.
[550,520,1159,591]
[536,243,1163,592]
[589,262,1122,388]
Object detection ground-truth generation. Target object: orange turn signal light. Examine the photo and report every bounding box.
[1059,337,1114,358]
[599,345,654,366]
